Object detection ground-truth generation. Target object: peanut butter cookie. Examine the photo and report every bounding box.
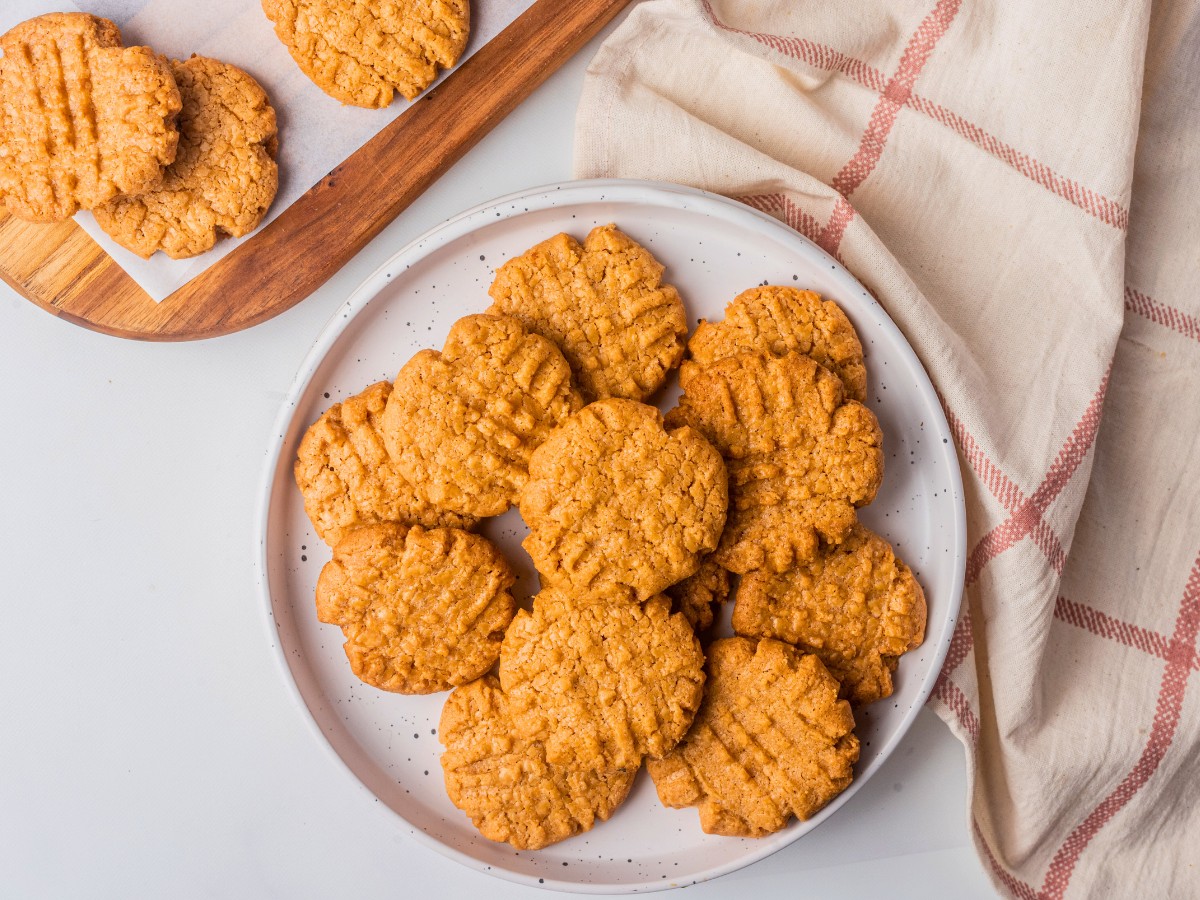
[381,314,583,518]
[93,56,278,259]
[648,637,859,837]
[732,525,926,704]
[294,381,475,548]
[521,399,727,601]
[683,286,867,402]
[0,13,180,222]
[666,351,883,574]
[439,675,637,850]
[315,523,515,694]
[261,0,469,108]
[500,589,705,770]
[666,555,731,633]
[488,224,688,402]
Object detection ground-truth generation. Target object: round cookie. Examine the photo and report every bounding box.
[439,675,637,850]
[500,589,705,770]
[261,0,469,108]
[732,525,927,705]
[293,380,476,548]
[93,56,278,259]
[666,351,883,574]
[665,555,731,633]
[648,637,860,837]
[683,286,868,402]
[315,523,515,694]
[0,13,181,222]
[381,314,583,518]
[488,224,688,402]
[520,399,728,601]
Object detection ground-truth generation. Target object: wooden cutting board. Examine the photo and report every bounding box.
[0,0,631,341]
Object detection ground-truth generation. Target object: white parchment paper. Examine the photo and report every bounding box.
[0,1,535,300]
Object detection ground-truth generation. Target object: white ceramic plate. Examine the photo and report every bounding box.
[256,179,966,893]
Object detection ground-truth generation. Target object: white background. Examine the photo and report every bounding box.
[0,14,995,899]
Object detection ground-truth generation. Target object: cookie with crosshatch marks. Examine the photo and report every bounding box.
[488,224,688,402]
[381,314,583,518]
[293,380,476,548]
[0,12,181,222]
[733,525,927,705]
[520,399,728,602]
[315,523,515,694]
[500,588,705,771]
[261,0,469,108]
[683,285,868,402]
[439,675,637,850]
[666,351,883,574]
[93,56,278,259]
[648,637,859,837]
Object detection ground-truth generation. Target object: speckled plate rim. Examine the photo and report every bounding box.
[254,178,967,894]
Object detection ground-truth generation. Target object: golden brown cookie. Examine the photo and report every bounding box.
[648,637,859,837]
[683,286,868,402]
[665,555,731,633]
[488,224,688,402]
[439,675,637,850]
[294,381,476,548]
[381,314,583,518]
[0,13,181,222]
[521,399,727,601]
[666,351,883,574]
[315,523,515,694]
[500,589,705,770]
[93,56,278,259]
[732,525,926,704]
[261,0,469,108]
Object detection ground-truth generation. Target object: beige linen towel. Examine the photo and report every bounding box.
[575,1,1200,896]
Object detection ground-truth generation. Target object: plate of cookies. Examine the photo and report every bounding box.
[257,179,967,892]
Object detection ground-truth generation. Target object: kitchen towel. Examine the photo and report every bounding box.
[575,1,1200,896]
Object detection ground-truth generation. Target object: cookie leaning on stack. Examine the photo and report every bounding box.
[0,13,180,223]
[315,522,516,694]
[93,55,279,260]
[649,637,860,837]
[294,380,477,548]
[732,524,927,705]
[0,12,281,260]
[488,223,689,402]
[439,675,638,850]
[500,587,706,771]
[380,313,584,518]
[682,284,868,401]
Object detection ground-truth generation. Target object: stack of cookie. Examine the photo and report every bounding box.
[667,286,928,702]
[293,225,927,848]
[651,285,928,835]
[0,12,279,259]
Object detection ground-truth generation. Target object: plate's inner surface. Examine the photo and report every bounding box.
[263,188,963,890]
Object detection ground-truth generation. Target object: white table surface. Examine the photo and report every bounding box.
[0,16,995,900]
